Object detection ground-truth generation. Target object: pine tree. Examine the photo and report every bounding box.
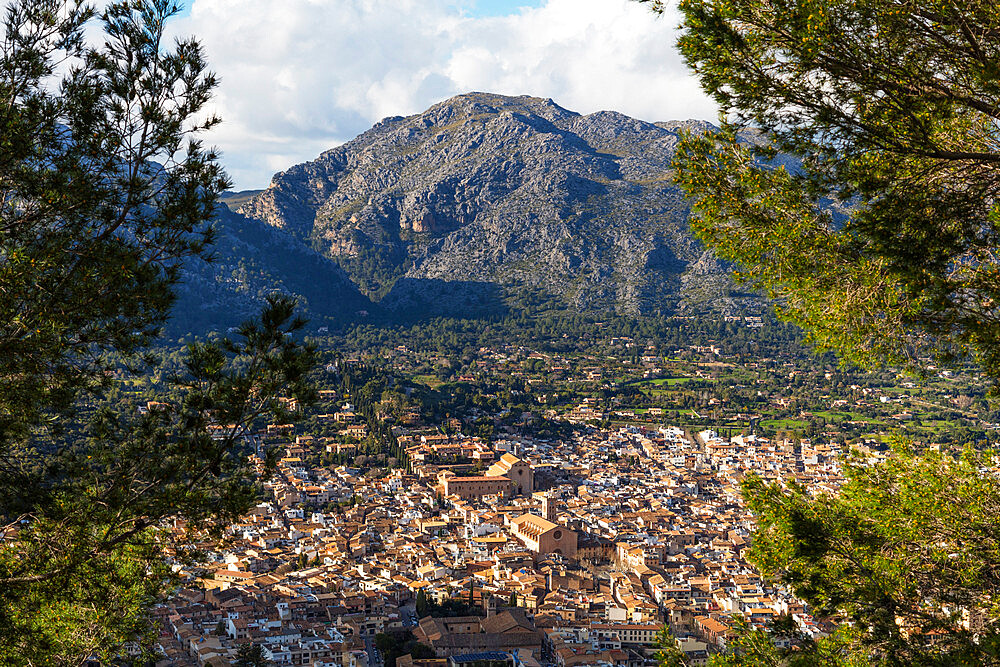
[637,0,1000,662]
[0,1,315,662]
[416,589,429,617]
[234,642,271,667]
[648,0,1000,383]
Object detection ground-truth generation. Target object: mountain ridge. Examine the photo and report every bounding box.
[232,92,759,322]
[169,93,763,335]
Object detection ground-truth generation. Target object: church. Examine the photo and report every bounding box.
[509,493,577,559]
[486,454,534,495]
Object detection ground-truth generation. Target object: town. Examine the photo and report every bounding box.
[149,321,990,666]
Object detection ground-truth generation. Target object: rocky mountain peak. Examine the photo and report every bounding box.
[235,93,759,318]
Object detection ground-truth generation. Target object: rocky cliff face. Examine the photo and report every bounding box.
[236,92,761,320]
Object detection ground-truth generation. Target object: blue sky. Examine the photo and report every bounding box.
[176,1,545,19]
[169,0,713,188]
[465,0,545,17]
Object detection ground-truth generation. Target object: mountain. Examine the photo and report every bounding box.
[223,93,762,325]
[218,189,264,211]
[167,207,376,336]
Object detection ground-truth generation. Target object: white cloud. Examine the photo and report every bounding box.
[170,0,715,189]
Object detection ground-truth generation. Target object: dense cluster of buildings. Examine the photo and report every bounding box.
[155,416,844,666]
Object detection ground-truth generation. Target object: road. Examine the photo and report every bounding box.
[364,636,383,667]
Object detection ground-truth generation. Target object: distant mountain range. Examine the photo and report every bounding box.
[170,93,763,335]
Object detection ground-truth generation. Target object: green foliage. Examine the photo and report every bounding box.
[416,588,429,617]
[654,625,687,667]
[375,632,397,659]
[338,312,807,369]
[0,0,227,438]
[333,360,412,467]
[706,616,866,667]
[0,531,169,664]
[375,632,433,667]
[0,296,315,663]
[335,241,410,300]
[234,641,271,667]
[661,0,1000,382]
[641,0,1000,660]
[415,592,484,619]
[743,442,1000,664]
[0,1,315,662]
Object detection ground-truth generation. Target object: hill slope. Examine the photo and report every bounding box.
[168,207,376,336]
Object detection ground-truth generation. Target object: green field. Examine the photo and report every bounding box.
[413,374,444,388]
[630,377,697,387]
[760,418,811,430]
